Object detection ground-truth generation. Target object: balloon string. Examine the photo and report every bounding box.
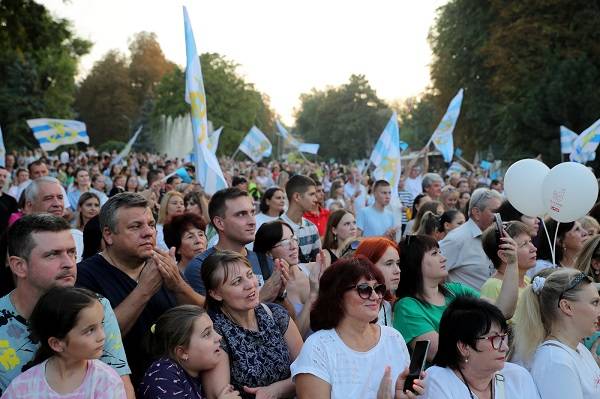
[541,219,555,265]
[552,221,560,266]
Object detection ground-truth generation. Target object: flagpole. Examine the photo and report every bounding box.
[231,148,240,159]
[297,150,309,162]
[361,160,372,179]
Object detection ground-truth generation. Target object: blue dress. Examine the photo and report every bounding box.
[139,357,203,398]
[209,303,291,399]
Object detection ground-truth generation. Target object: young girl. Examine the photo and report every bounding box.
[140,305,239,399]
[2,287,125,398]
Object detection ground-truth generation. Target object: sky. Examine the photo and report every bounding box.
[39,0,447,124]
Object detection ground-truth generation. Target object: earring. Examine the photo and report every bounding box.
[334,234,337,242]
[464,357,469,363]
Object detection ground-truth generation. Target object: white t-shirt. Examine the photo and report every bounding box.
[404,176,423,199]
[531,340,600,399]
[423,362,540,399]
[290,326,410,399]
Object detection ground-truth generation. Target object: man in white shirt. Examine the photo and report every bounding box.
[22,177,84,262]
[439,188,502,290]
[343,167,368,212]
[404,146,429,198]
[356,180,398,239]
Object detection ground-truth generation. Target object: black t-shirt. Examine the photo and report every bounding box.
[0,194,17,297]
[76,253,177,385]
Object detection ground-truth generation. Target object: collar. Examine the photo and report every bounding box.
[466,218,484,238]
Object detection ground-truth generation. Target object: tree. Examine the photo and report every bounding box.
[128,32,175,111]
[151,53,275,155]
[295,75,391,162]
[74,50,137,144]
[0,0,91,149]
[428,0,600,165]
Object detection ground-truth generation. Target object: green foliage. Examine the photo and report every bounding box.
[0,0,91,150]
[394,93,439,150]
[151,53,275,155]
[428,0,600,165]
[295,75,392,162]
[74,50,137,144]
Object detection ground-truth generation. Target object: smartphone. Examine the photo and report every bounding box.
[494,213,504,243]
[403,340,430,393]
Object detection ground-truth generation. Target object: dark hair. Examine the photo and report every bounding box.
[82,215,102,260]
[166,175,181,185]
[184,191,203,210]
[497,200,523,222]
[8,214,71,260]
[73,168,88,186]
[77,192,100,227]
[259,187,284,215]
[310,256,385,331]
[411,194,429,221]
[149,305,207,361]
[285,174,316,201]
[232,176,248,187]
[147,169,163,187]
[537,219,574,264]
[207,187,250,224]
[29,287,101,366]
[482,221,531,269]
[163,213,206,261]
[201,250,253,310]
[253,220,293,254]
[433,296,507,369]
[27,159,47,174]
[323,210,353,250]
[439,209,462,233]
[373,180,390,190]
[396,235,449,301]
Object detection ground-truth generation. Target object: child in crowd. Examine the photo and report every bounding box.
[2,287,125,398]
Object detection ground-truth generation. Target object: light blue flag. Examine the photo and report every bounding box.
[110,125,143,166]
[480,160,492,170]
[371,112,402,193]
[569,117,600,163]
[0,125,5,167]
[239,126,272,162]
[298,143,319,154]
[183,7,227,194]
[26,118,89,151]
[399,141,409,152]
[429,89,464,163]
[276,120,300,148]
[207,126,223,155]
[560,126,578,154]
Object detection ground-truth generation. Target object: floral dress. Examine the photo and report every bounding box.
[209,303,291,399]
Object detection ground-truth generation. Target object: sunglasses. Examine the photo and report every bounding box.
[477,333,508,350]
[557,272,591,308]
[347,283,386,299]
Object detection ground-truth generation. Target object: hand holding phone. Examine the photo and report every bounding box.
[494,213,504,243]
[403,340,430,393]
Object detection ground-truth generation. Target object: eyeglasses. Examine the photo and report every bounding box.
[347,283,386,299]
[273,236,299,250]
[557,273,591,308]
[477,333,508,350]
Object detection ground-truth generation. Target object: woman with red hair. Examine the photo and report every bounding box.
[354,237,400,327]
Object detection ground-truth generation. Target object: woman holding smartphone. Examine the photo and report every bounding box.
[423,296,540,398]
[291,257,424,399]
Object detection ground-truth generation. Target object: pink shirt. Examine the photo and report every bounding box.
[2,359,125,398]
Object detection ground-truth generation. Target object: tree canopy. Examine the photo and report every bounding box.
[295,74,392,162]
[0,0,91,149]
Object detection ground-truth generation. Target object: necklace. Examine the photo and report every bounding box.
[221,306,257,331]
[457,368,493,399]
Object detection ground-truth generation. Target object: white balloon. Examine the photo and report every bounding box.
[504,159,549,217]
[542,162,598,223]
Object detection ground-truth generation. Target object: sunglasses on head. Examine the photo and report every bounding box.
[558,272,591,308]
[347,283,386,299]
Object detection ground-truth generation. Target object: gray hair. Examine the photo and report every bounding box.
[99,192,148,233]
[422,173,443,191]
[468,187,502,215]
[24,176,61,203]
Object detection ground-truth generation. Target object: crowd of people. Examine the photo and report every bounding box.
[0,146,599,398]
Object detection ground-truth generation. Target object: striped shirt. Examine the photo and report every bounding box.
[280,214,321,263]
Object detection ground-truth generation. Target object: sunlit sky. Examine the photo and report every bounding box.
[39,0,447,124]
